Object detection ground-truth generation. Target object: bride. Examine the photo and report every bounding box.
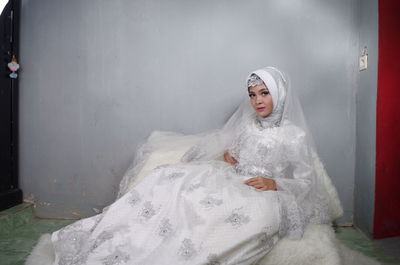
[47,67,341,265]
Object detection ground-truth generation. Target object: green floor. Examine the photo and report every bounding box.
[0,203,74,265]
[0,203,399,265]
[335,227,400,264]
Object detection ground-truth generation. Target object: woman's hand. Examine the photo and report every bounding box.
[223,152,237,165]
[244,177,277,191]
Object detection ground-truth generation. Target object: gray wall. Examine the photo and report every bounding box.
[354,0,378,235]
[20,0,359,221]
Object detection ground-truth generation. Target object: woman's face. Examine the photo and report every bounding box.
[248,83,273,118]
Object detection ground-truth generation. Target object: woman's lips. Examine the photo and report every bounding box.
[257,107,265,112]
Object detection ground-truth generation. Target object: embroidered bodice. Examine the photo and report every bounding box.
[230,120,312,186]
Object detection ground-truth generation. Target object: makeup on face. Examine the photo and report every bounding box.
[248,85,273,117]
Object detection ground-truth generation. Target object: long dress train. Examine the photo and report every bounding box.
[52,161,281,265]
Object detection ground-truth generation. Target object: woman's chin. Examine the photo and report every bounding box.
[257,112,271,118]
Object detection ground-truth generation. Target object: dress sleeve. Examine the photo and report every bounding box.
[273,129,314,239]
[274,131,312,199]
[227,130,242,161]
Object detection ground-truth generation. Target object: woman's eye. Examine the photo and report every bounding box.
[248,94,255,98]
[261,91,270,96]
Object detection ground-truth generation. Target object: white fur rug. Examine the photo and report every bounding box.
[25,225,382,265]
[25,234,54,265]
[257,224,382,265]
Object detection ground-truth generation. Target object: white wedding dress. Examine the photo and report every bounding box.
[45,67,343,265]
[27,67,384,265]
[51,119,316,265]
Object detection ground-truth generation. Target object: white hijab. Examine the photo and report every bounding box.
[248,67,287,128]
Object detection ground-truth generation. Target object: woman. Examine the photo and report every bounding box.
[48,67,340,265]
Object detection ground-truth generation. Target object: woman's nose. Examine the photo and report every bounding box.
[256,95,263,104]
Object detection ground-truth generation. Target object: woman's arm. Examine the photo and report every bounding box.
[244,128,312,194]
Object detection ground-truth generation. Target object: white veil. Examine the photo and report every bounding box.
[118,67,343,238]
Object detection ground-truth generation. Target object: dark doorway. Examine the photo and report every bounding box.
[0,0,21,211]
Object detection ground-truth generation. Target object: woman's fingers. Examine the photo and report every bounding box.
[248,183,269,189]
[245,180,263,188]
[223,153,229,163]
[243,178,257,185]
[229,157,237,164]
[224,152,237,165]
[244,176,262,184]
[244,177,276,191]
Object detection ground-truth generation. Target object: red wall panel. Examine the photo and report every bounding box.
[374,0,400,238]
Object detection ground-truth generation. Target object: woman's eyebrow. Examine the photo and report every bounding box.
[258,88,269,92]
[248,87,269,93]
